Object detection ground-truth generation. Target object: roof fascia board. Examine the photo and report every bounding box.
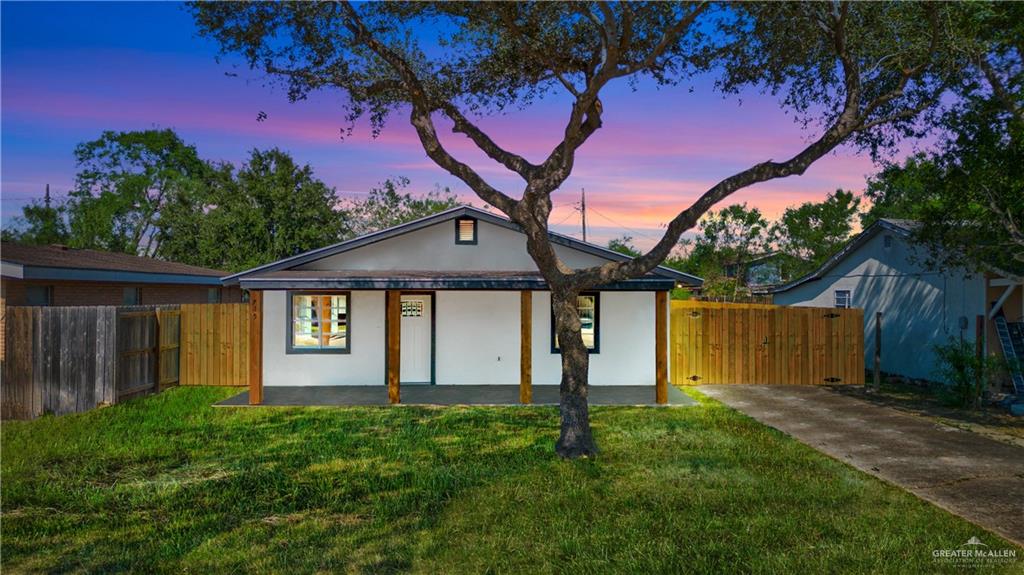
[770,221,892,294]
[239,276,676,291]
[20,266,223,285]
[1,261,25,279]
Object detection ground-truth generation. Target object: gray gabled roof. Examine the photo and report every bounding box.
[223,205,702,286]
[768,219,914,294]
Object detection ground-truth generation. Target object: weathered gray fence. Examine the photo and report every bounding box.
[1,305,180,419]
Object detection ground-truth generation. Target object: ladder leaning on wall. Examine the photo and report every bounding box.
[993,314,1024,395]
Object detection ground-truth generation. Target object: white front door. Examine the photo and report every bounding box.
[400,294,432,383]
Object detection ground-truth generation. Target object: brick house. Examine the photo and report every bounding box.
[1,242,241,307]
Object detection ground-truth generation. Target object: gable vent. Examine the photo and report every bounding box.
[455,217,477,244]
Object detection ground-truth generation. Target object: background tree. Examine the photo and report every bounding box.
[2,186,69,245]
[347,177,463,236]
[860,4,1023,274]
[606,235,641,258]
[681,204,770,296]
[66,129,208,256]
[161,148,351,272]
[193,1,966,458]
[771,190,860,278]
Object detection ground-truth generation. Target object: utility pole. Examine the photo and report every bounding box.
[44,184,51,209]
[580,188,587,243]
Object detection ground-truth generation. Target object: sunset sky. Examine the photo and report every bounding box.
[2,2,922,249]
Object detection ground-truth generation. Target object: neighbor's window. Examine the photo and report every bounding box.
[883,235,893,248]
[25,285,52,306]
[207,288,222,303]
[552,293,600,354]
[122,287,140,305]
[455,217,477,244]
[834,290,852,309]
[289,292,350,353]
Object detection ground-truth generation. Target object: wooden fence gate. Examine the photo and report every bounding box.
[179,303,250,386]
[116,308,181,398]
[671,301,864,385]
[1,306,180,419]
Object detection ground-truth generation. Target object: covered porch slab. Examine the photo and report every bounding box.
[218,385,696,407]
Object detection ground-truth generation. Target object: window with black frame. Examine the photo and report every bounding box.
[552,293,599,353]
[289,292,350,353]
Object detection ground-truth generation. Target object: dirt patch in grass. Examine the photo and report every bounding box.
[835,382,1024,446]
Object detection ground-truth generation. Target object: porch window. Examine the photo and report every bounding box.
[455,217,477,244]
[288,292,350,353]
[552,292,600,354]
[834,289,851,309]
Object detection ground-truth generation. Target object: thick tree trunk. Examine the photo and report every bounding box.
[551,289,598,458]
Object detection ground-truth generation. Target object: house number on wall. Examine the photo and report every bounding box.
[401,301,423,317]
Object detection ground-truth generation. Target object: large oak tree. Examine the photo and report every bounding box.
[192,1,967,458]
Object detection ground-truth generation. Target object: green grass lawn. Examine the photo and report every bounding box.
[2,387,1019,574]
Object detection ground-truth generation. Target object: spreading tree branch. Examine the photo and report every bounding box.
[979,54,1023,123]
[573,1,900,288]
[338,1,519,214]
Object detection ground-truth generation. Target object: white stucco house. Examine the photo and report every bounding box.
[224,206,701,404]
[771,219,1024,387]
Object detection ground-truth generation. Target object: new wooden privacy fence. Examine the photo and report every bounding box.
[179,304,250,387]
[670,301,864,386]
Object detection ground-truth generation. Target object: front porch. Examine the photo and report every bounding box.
[220,385,695,407]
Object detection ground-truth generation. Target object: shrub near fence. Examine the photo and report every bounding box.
[671,300,864,386]
[1,306,179,419]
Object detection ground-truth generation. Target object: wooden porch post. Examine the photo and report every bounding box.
[655,291,669,404]
[520,290,532,404]
[248,291,263,405]
[386,290,401,404]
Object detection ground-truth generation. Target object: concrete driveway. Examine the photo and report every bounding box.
[697,384,1024,546]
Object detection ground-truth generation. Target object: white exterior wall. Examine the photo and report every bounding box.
[435,291,520,384]
[263,288,663,386]
[297,219,609,272]
[773,231,986,381]
[262,290,386,386]
[532,291,657,385]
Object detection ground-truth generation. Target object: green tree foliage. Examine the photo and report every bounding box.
[66,129,209,256]
[771,190,860,278]
[190,1,975,457]
[2,188,69,245]
[606,236,641,258]
[346,177,462,237]
[861,3,1023,274]
[160,149,351,273]
[682,204,770,294]
[4,128,459,272]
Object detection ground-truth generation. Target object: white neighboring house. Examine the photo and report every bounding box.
[223,206,701,401]
[771,219,1024,383]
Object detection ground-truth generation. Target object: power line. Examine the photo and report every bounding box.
[588,206,659,240]
[551,210,577,227]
